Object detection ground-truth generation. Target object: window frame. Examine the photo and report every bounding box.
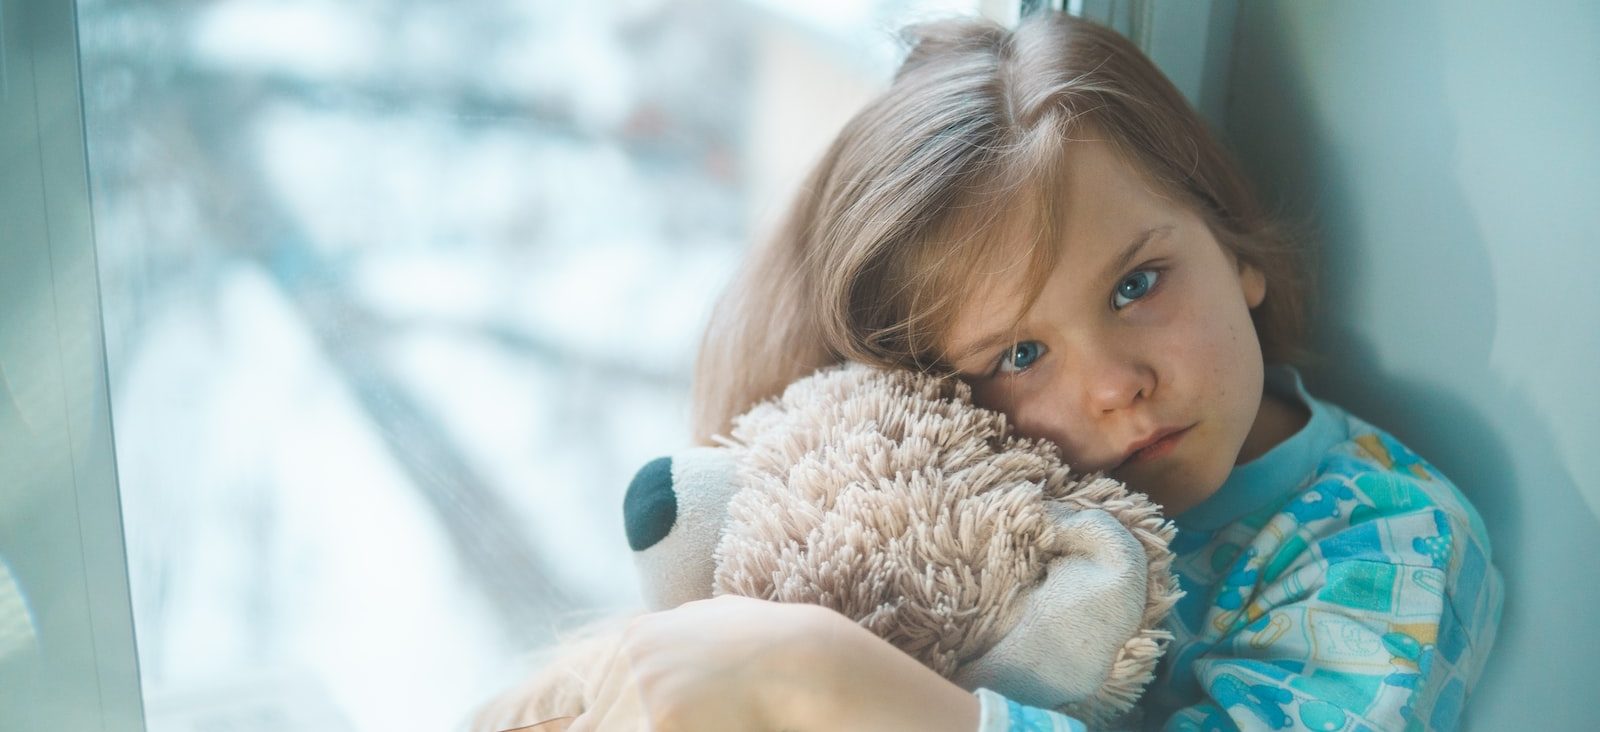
[0,0,146,729]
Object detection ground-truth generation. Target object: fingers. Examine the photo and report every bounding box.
[567,693,645,732]
[503,718,576,731]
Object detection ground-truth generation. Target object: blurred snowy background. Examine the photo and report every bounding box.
[75,0,998,729]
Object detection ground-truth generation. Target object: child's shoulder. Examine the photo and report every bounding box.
[1178,370,1494,575]
[1255,403,1504,650]
[1301,403,1492,556]
[1161,387,1505,719]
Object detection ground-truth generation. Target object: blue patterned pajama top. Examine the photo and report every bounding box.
[975,367,1504,732]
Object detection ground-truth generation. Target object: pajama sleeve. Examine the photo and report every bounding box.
[974,687,1088,732]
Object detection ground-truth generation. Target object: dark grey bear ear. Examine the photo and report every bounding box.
[624,456,676,552]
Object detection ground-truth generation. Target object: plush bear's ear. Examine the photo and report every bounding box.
[622,447,738,611]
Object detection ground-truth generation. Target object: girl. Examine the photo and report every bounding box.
[564,11,1502,732]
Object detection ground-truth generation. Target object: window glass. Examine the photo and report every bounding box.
[76,0,986,728]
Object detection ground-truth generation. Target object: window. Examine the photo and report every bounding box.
[71,0,994,728]
[7,1,1227,728]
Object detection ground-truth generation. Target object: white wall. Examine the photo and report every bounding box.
[1225,2,1599,728]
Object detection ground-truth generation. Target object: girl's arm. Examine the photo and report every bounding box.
[801,610,982,732]
[814,615,1097,732]
[563,595,983,732]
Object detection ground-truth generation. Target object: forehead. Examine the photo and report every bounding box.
[938,139,1176,359]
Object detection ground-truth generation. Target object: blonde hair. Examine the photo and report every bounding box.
[691,11,1309,444]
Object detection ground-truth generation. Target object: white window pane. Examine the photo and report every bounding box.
[76,0,983,729]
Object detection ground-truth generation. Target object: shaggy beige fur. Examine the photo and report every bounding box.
[470,364,1181,731]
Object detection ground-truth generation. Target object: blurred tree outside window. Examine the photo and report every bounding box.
[76,0,994,729]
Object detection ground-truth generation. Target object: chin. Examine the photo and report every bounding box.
[1130,462,1225,515]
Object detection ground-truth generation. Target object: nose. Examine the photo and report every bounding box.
[1076,345,1154,416]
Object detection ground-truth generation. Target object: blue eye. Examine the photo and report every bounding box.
[1113,270,1160,309]
[996,341,1045,374]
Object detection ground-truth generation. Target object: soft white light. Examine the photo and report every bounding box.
[192,1,375,78]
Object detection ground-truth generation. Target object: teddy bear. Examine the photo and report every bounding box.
[471,362,1181,731]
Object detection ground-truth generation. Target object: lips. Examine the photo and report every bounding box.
[1114,425,1193,471]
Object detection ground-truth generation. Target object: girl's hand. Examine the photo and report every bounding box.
[564,594,980,732]
[564,595,839,732]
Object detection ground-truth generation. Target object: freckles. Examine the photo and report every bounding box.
[1212,373,1229,402]
[1196,317,1242,398]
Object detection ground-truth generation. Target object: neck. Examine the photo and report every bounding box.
[1237,389,1309,466]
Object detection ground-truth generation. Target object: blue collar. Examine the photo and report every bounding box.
[1172,366,1348,532]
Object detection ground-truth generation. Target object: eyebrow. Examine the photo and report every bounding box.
[1099,225,1174,289]
[949,225,1174,369]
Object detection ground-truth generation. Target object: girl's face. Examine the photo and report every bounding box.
[941,140,1284,514]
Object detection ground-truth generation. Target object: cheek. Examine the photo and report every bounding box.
[1213,295,1263,371]
[971,377,1092,457]
[1162,282,1259,368]
[1175,297,1263,413]
[969,379,1021,417]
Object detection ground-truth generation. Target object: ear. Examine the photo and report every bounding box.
[624,447,738,611]
[1239,259,1267,310]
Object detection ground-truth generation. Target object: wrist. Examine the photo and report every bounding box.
[753,603,863,731]
[793,607,979,732]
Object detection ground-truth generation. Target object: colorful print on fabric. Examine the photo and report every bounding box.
[1002,696,1086,732]
[1215,548,1260,613]
[1411,511,1452,570]
[1286,481,1356,525]
[1316,561,1398,613]
[1211,673,1295,728]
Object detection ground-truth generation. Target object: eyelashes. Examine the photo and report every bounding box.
[986,265,1167,378]
[995,340,1045,375]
